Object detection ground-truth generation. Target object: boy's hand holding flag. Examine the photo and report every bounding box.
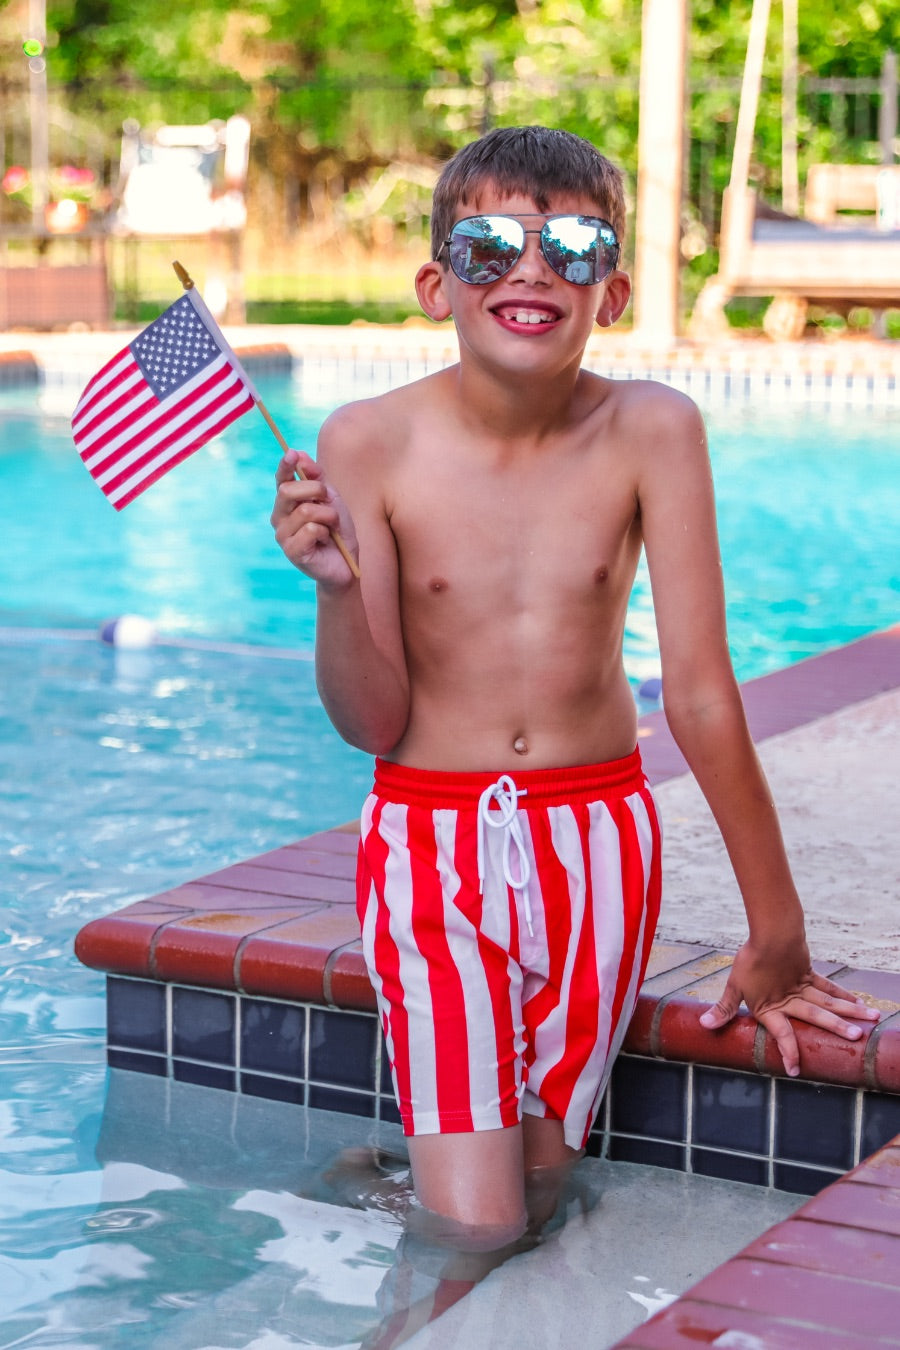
[71,264,359,577]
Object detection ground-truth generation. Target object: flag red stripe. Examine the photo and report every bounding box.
[105,383,254,507]
[71,350,135,428]
[72,356,145,437]
[73,373,154,451]
[87,366,248,489]
[79,359,237,473]
[109,390,254,510]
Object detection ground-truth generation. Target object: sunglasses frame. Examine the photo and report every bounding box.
[441,213,621,287]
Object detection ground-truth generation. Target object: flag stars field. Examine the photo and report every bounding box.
[71,288,258,510]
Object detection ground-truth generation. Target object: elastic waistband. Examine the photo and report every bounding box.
[371,747,645,809]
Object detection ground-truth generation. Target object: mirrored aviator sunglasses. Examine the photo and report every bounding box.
[443,214,620,286]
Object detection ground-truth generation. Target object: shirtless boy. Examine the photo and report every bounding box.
[271,125,878,1244]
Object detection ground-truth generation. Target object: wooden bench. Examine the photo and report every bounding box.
[691,165,900,340]
[804,162,900,225]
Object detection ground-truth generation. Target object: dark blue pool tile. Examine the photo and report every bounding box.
[309,1008,378,1091]
[378,1097,402,1126]
[172,987,236,1065]
[691,1147,769,1187]
[774,1079,856,1171]
[173,1060,236,1092]
[107,977,166,1053]
[609,1057,687,1142]
[308,1084,377,1118]
[107,1048,168,1077]
[584,1131,605,1159]
[693,1066,770,1155]
[607,1136,686,1171]
[241,1072,306,1106]
[380,1039,394,1094]
[860,1091,900,1159]
[773,1162,842,1196]
[240,999,306,1078]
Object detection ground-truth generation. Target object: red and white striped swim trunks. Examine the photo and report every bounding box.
[356,749,662,1151]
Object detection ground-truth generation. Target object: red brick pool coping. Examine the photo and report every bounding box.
[75,626,900,1348]
[611,1139,900,1348]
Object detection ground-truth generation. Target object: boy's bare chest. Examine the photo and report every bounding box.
[388,447,640,602]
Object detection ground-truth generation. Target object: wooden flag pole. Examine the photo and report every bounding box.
[173,262,360,580]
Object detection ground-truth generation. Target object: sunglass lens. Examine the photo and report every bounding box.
[541,217,619,284]
[449,216,525,283]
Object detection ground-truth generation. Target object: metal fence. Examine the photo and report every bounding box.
[1,62,897,312]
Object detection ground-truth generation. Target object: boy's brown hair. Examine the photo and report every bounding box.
[430,125,626,263]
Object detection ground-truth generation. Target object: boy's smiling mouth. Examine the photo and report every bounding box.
[491,303,562,331]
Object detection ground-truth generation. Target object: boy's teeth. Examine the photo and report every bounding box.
[515,310,551,324]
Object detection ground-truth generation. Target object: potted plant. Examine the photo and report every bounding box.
[2,164,102,231]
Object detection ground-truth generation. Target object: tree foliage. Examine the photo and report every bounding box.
[2,0,896,240]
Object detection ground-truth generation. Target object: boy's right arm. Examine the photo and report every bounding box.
[270,409,410,756]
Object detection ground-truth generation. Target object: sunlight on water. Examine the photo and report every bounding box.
[0,1072,801,1350]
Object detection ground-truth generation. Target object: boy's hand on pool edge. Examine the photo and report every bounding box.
[699,938,881,1077]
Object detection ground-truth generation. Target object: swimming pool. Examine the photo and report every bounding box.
[2,371,897,675]
[0,371,896,1346]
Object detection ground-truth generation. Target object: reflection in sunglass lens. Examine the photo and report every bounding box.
[446,215,619,285]
[541,217,617,284]
[449,216,525,283]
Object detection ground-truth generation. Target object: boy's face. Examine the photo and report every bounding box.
[415,187,631,374]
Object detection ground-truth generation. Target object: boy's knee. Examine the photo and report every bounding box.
[407,1201,528,1254]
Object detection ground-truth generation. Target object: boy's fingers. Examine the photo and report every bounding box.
[275,449,320,484]
[777,993,868,1042]
[277,503,339,546]
[271,478,329,528]
[699,985,739,1030]
[274,450,300,484]
[804,988,880,1021]
[758,1010,801,1077]
[807,971,881,1019]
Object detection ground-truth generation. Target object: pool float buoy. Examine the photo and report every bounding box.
[99,615,158,650]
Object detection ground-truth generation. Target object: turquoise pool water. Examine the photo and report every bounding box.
[2,373,897,676]
[0,374,895,1347]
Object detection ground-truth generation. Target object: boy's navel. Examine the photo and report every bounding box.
[513,736,529,756]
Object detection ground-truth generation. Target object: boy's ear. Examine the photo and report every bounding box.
[595,271,631,328]
[415,260,453,323]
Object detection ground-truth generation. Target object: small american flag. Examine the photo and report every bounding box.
[72,288,257,510]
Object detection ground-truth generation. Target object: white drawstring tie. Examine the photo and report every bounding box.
[477,775,534,936]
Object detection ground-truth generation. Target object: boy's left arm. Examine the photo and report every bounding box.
[637,388,879,1075]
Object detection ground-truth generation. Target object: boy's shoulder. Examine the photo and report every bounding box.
[598,372,701,421]
[317,368,459,476]
[316,380,417,463]
[577,370,704,449]
[321,369,443,436]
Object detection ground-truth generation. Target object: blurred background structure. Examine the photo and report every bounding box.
[0,0,898,337]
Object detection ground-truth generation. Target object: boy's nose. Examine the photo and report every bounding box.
[508,232,552,282]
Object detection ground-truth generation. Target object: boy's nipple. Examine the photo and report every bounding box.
[513,736,529,756]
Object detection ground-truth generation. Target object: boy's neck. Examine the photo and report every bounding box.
[451,350,589,443]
